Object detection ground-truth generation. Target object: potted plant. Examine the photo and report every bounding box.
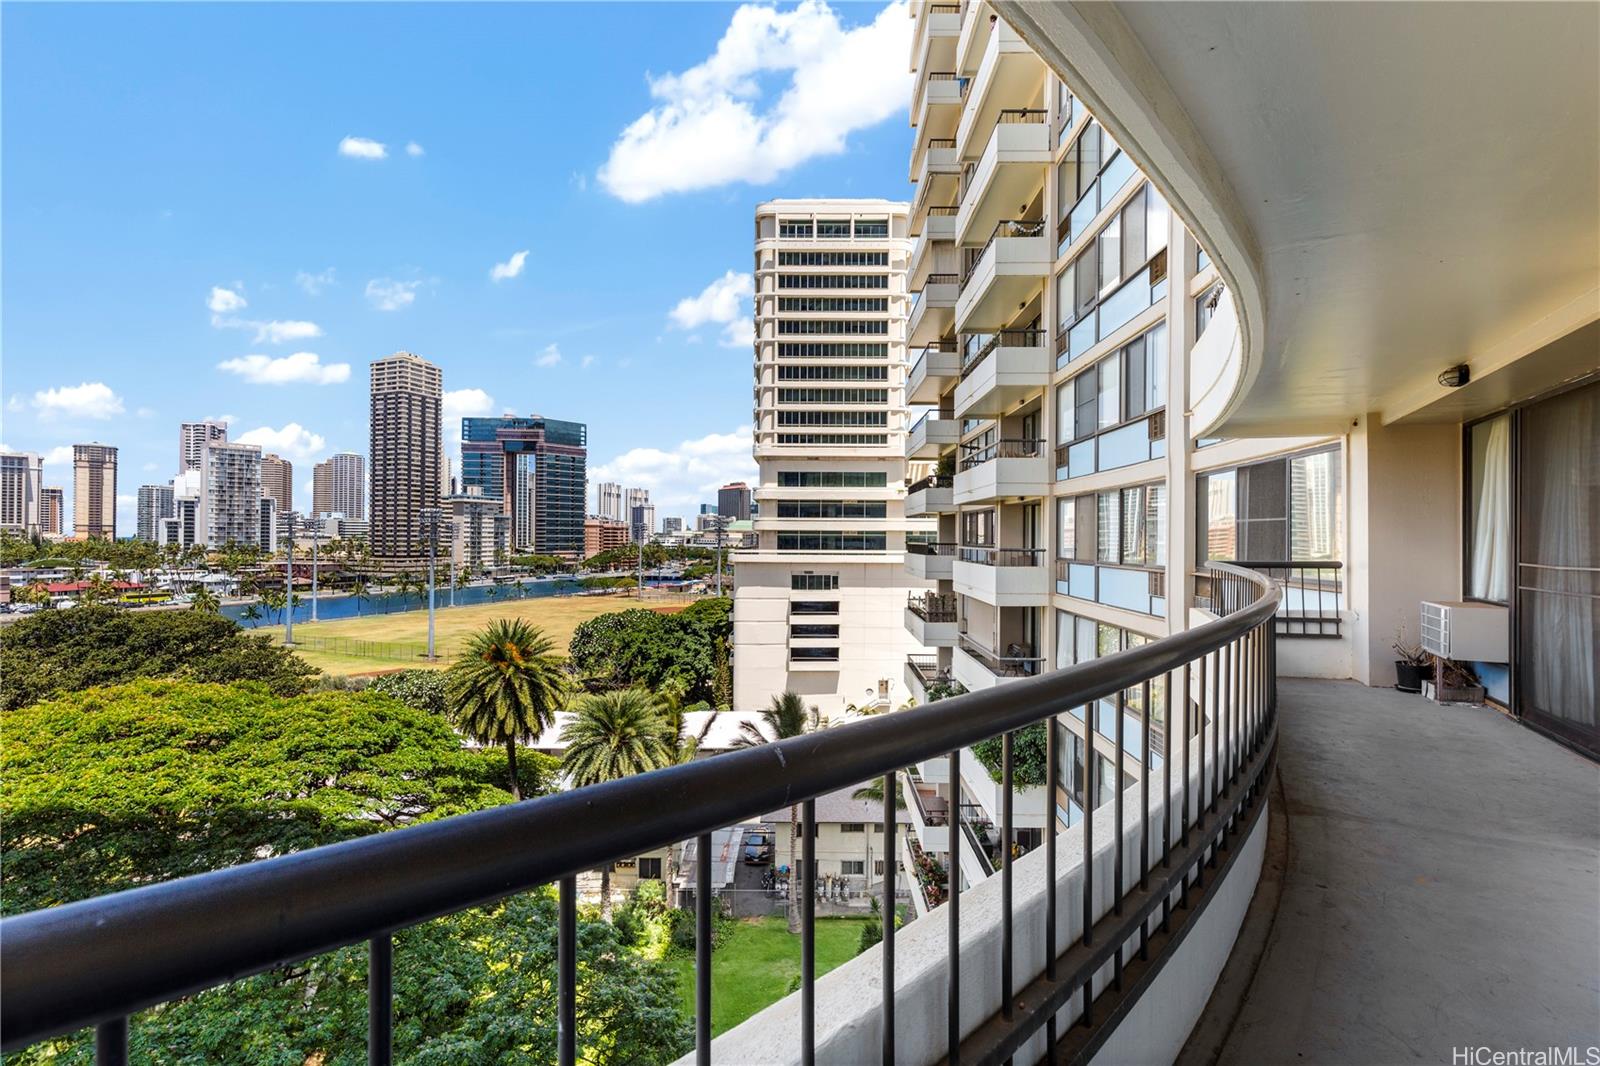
[1393,627,1431,693]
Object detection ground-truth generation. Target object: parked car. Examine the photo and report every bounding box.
[742,830,773,865]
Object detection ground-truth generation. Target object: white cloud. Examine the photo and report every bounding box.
[406,141,425,157]
[235,422,326,462]
[42,445,75,467]
[365,278,421,311]
[591,425,757,513]
[444,388,496,422]
[719,318,755,349]
[534,344,562,368]
[208,286,247,314]
[142,462,160,472]
[136,406,156,418]
[580,355,596,369]
[338,136,388,160]
[31,382,125,421]
[253,320,323,344]
[490,249,529,282]
[295,268,337,295]
[670,270,753,329]
[217,352,351,386]
[598,1,910,202]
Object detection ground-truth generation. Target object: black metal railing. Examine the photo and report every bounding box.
[996,107,1047,124]
[960,328,1047,377]
[907,540,956,557]
[958,546,1045,568]
[960,218,1047,289]
[908,591,960,623]
[906,653,954,688]
[2,566,1279,1066]
[958,437,1045,470]
[907,471,954,495]
[907,774,950,828]
[1198,560,1344,638]
[958,632,1045,677]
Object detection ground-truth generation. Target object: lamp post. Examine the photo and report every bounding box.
[715,515,725,598]
[420,508,442,661]
[309,524,320,623]
[283,511,296,646]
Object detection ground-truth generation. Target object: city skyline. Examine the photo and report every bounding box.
[1,2,915,533]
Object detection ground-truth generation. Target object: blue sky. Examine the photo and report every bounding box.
[1,0,912,529]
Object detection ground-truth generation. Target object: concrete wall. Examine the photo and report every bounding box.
[1347,416,1461,686]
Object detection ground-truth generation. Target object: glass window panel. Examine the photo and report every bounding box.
[1124,333,1148,419]
[1467,415,1511,600]
[1121,186,1146,278]
[1122,486,1146,565]
[1055,266,1075,333]
[1290,449,1342,563]
[1098,356,1121,428]
[1147,323,1168,410]
[1199,469,1237,562]
[1097,491,1121,563]
[1098,216,1121,295]
[1056,610,1077,670]
[1075,372,1098,440]
[1058,496,1075,559]
[1147,186,1170,258]
[1149,483,1167,566]
[1078,123,1101,187]
[1055,381,1075,445]
[1074,247,1098,317]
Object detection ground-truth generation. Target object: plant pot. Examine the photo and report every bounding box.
[1395,660,1428,693]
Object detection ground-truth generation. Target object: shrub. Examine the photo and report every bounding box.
[970,721,1049,788]
[368,668,448,715]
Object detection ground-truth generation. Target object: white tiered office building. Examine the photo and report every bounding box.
[733,200,936,717]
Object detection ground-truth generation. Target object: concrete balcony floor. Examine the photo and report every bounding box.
[1200,678,1599,1064]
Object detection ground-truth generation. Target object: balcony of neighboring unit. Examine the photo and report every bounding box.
[952,632,1044,692]
[901,766,951,854]
[909,2,961,86]
[1188,285,1242,439]
[910,208,958,288]
[906,590,961,648]
[912,70,966,141]
[1055,558,1168,618]
[905,539,956,581]
[908,342,960,404]
[953,437,1049,505]
[909,273,959,346]
[954,328,1050,419]
[955,110,1050,247]
[905,652,956,705]
[905,471,955,517]
[953,545,1050,606]
[910,140,960,236]
[955,220,1050,334]
[908,412,959,460]
[958,747,1050,829]
[954,16,1046,155]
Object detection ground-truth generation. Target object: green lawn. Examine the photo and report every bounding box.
[669,915,869,1035]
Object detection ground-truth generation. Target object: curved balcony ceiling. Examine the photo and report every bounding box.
[997,1,1599,433]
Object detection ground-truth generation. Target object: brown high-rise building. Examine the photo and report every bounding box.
[72,443,118,540]
[369,352,441,560]
[259,453,293,514]
[39,487,64,536]
[312,452,366,519]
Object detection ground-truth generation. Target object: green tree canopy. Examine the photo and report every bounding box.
[369,668,449,716]
[446,619,567,800]
[0,604,317,711]
[560,689,675,789]
[1,679,528,915]
[567,597,732,702]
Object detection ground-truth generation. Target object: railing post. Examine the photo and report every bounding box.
[558,876,577,1066]
[801,800,817,1066]
[696,832,713,1066]
[882,773,897,1066]
[95,1018,127,1066]
[1113,689,1125,992]
[947,749,962,1064]
[368,933,392,1066]
[1001,730,1014,1021]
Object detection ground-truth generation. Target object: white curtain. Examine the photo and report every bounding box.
[1469,415,1511,602]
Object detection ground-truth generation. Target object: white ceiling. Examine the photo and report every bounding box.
[999,1,1599,432]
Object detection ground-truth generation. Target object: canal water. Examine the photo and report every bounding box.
[221,575,664,627]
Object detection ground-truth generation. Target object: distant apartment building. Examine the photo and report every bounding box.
[179,421,228,473]
[197,440,262,548]
[584,517,630,557]
[629,502,657,543]
[370,352,443,561]
[734,200,933,716]
[443,489,510,571]
[72,444,118,540]
[39,487,64,537]
[0,452,44,537]
[258,454,292,514]
[258,497,278,554]
[460,415,588,557]
[717,482,753,521]
[625,487,650,519]
[662,516,685,536]
[136,484,175,542]
[157,470,201,550]
[312,452,366,519]
[595,482,624,523]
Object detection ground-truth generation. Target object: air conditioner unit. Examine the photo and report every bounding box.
[1419,601,1508,662]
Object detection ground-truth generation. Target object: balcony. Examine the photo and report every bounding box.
[909,210,957,289]
[953,16,1045,156]
[911,70,965,141]
[957,747,1051,830]
[908,273,958,346]
[953,545,1050,606]
[907,342,960,404]
[1055,558,1168,617]
[956,111,1051,247]
[953,631,1045,691]
[955,219,1050,334]
[902,769,950,855]
[908,2,961,101]
[910,139,959,236]
[953,437,1049,505]
[907,413,959,460]
[906,591,960,648]
[904,539,956,581]
[1188,284,1241,438]
[905,471,954,517]
[904,651,956,705]
[954,328,1050,419]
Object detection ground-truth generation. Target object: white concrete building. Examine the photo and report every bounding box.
[197,440,263,548]
[136,483,175,543]
[178,420,228,473]
[0,452,44,537]
[595,481,624,523]
[734,199,935,717]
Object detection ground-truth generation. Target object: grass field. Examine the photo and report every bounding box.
[668,916,869,1035]
[257,592,702,675]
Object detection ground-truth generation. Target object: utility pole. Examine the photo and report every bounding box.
[309,525,320,623]
[637,537,644,597]
[420,508,441,661]
[283,511,296,646]
[715,515,725,597]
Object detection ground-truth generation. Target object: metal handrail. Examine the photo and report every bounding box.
[2,566,1279,1066]
[907,539,957,556]
[958,546,1044,567]
[908,591,959,622]
[959,328,1047,376]
[907,472,954,494]
[958,437,1045,470]
[997,108,1047,124]
[957,633,1045,677]
[1205,559,1344,638]
[927,205,960,217]
[961,218,1047,288]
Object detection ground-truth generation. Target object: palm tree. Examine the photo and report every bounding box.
[560,688,675,917]
[191,586,221,613]
[446,619,567,801]
[240,602,263,627]
[733,691,820,932]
